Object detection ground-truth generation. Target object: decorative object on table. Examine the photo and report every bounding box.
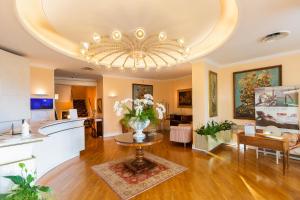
[97,98,102,113]
[21,119,30,138]
[92,152,187,200]
[68,109,78,120]
[79,28,190,71]
[113,94,166,141]
[132,84,153,100]
[177,89,192,108]
[195,120,235,151]
[244,123,256,136]
[255,86,299,132]
[209,71,218,117]
[0,163,51,200]
[233,65,282,119]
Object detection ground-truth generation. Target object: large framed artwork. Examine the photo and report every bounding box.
[132,84,153,100]
[209,71,218,117]
[255,86,299,132]
[233,65,282,119]
[178,89,192,108]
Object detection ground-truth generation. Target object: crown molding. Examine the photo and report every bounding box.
[216,49,300,68]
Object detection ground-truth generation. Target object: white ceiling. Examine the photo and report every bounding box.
[206,0,300,66]
[0,0,300,79]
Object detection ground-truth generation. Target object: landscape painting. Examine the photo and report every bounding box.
[209,71,218,117]
[233,65,282,119]
[255,86,299,132]
[178,89,192,108]
[132,84,153,100]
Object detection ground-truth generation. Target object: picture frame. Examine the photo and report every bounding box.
[177,89,192,108]
[132,84,153,100]
[209,71,218,117]
[97,98,102,113]
[233,65,282,119]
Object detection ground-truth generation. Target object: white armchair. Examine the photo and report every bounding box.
[170,124,192,147]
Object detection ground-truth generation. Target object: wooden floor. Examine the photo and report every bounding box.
[39,131,300,200]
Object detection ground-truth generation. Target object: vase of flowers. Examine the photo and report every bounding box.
[114,94,166,141]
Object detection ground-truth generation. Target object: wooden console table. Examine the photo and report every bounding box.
[237,132,289,175]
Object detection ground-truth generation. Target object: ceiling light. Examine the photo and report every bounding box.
[177,38,185,46]
[93,33,101,43]
[261,31,290,43]
[158,31,167,41]
[112,30,122,41]
[80,28,188,71]
[135,28,145,40]
[81,42,90,49]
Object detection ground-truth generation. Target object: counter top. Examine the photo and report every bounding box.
[0,133,45,148]
[0,118,86,148]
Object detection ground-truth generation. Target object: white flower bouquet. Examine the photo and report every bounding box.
[113,94,166,139]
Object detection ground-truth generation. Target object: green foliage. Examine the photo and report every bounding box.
[1,163,51,200]
[195,120,235,141]
[122,104,158,126]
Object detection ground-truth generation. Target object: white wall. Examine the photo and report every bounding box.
[0,49,30,132]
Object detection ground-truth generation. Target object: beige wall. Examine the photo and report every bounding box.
[161,75,192,115]
[102,75,192,136]
[218,53,300,125]
[30,67,54,98]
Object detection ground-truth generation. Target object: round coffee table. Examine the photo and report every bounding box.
[114,132,163,173]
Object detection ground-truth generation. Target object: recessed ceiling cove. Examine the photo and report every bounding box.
[15,0,238,68]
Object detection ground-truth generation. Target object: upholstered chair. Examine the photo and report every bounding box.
[170,124,192,147]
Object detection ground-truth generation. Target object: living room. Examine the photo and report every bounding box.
[1,0,300,200]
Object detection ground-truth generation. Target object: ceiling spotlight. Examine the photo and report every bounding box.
[120,66,125,71]
[135,28,146,40]
[81,42,90,49]
[177,38,185,46]
[112,30,122,41]
[158,31,167,41]
[93,33,101,43]
[106,64,112,69]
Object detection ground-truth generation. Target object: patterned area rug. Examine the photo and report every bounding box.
[92,152,187,200]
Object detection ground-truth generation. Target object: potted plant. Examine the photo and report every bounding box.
[195,120,235,151]
[0,163,51,200]
[114,94,166,141]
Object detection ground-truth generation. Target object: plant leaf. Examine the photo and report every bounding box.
[18,163,25,169]
[26,174,35,184]
[38,186,51,193]
[4,176,25,185]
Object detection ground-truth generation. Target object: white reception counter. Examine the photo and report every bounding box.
[0,119,85,193]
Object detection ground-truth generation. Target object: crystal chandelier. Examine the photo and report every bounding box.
[79,28,190,70]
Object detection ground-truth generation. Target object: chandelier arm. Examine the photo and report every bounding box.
[147,42,182,49]
[140,35,158,48]
[122,55,130,67]
[110,52,128,66]
[151,47,184,55]
[147,52,168,65]
[88,47,126,56]
[146,54,158,67]
[149,50,177,62]
[142,57,148,69]
[122,34,135,49]
[96,50,126,62]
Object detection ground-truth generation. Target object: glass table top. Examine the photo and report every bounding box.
[114,132,163,146]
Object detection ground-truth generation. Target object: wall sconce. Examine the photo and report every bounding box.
[32,88,48,96]
[54,94,59,100]
[108,91,118,98]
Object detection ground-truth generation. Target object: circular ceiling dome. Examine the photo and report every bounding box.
[15,0,239,65]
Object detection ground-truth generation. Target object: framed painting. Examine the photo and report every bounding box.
[178,89,192,108]
[97,98,102,113]
[209,71,218,117]
[233,65,282,119]
[132,84,153,100]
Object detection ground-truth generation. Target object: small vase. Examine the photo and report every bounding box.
[128,119,150,141]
